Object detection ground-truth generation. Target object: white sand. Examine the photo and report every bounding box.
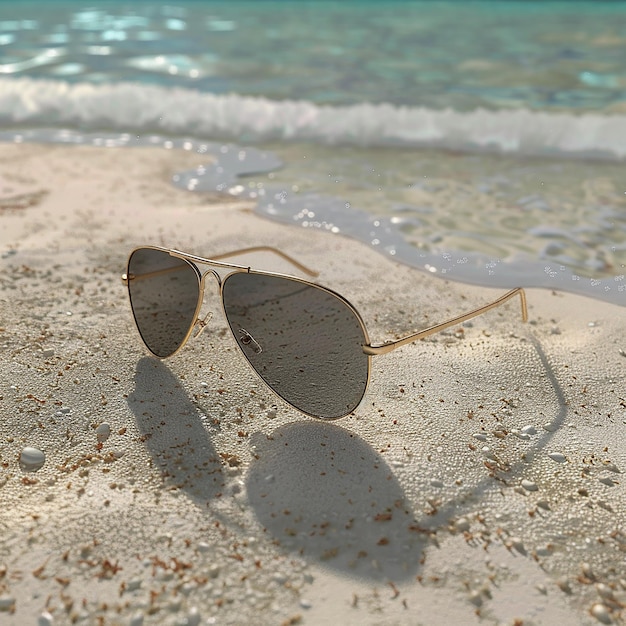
[0,143,624,626]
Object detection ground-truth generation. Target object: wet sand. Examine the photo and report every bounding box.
[0,143,624,625]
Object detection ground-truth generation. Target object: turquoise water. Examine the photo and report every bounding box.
[3,1,626,111]
[1,1,625,303]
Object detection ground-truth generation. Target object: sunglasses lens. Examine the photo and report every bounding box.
[222,273,369,419]
[127,248,200,358]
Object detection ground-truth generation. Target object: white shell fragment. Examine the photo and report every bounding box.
[20,447,46,472]
[521,479,538,492]
[548,452,567,463]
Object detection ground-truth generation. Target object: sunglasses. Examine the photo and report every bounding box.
[122,246,528,420]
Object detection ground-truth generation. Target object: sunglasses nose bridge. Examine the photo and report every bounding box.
[199,267,221,289]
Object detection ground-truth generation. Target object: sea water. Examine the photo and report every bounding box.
[1,0,625,304]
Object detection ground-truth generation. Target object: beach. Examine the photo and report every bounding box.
[0,142,624,625]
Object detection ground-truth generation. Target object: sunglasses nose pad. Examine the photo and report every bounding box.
[194,311,213,338]
[238,327,263,354]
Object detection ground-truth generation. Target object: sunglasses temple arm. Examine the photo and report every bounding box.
[211,246,319,277]
[363,287,528,356]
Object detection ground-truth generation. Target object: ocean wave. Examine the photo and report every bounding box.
[1,77,626,160]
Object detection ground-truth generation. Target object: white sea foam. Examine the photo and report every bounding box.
[1,78,626,160]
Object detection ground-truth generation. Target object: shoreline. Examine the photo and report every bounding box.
[0,143,624,625]
[3,132,626,307]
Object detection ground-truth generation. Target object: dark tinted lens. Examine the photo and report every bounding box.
[127,248,200,358]
[222,272,369,419]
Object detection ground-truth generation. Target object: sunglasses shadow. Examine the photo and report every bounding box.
[127,356,225,504]
[246,422,428,583]
[243,333,570,584]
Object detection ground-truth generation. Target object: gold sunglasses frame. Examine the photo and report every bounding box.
[122,245,528,420]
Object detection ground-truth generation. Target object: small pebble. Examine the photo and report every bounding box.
[521,425,537,436]
[96,422,111,442]
[166,600,182,613]
[543,423,557,432]
[590,603,612,624]
[596,584,615,601]
[580,563,596,580]
[129,614,144,626]
[0,596,15,611]
[521,479,538,492]
[42,349,55,358]
[548,452,567,463]
[38,612,54,626]
[468,590,483,607]
[556,579,572,594]
[20,447,46,471]
[186,607,201,626]
[430,479,444,488]
[266,409,277,419]
[455,518,470,532]
[481,446,496,459]
[300,599,312,609]
[472,433,487,441]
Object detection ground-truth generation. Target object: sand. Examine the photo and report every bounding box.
[0,142,624,626]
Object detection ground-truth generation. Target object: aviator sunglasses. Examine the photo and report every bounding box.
[123,246,528,420]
